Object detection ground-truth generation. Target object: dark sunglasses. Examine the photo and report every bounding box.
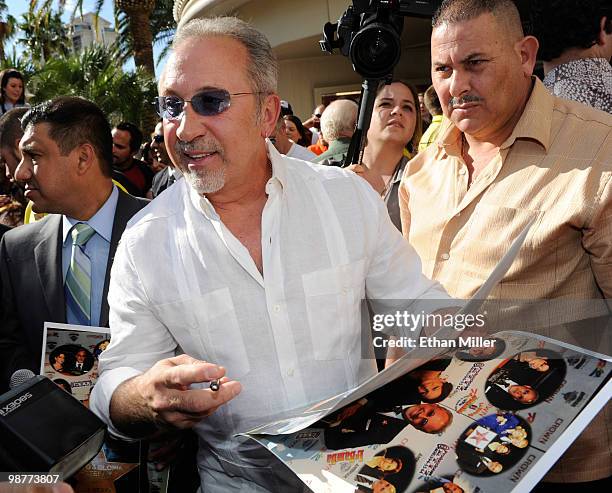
[152,134,164,143]
[154,89,262,120]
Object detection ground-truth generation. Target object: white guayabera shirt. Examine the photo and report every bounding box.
[91,142,453,492]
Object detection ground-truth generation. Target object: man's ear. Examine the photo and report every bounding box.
[516,35,539,77]
[75,143,96,176]
[598,16,612,44]
[260,94,281,138]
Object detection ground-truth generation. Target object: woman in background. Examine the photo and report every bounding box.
[0,69,28,115]
[283,114,312,148]
[349,80,422,232]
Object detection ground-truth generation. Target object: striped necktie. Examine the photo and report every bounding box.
[65,223,96,326]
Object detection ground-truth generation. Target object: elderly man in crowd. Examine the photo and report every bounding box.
[314,98,358,166]
[90,15,457,493]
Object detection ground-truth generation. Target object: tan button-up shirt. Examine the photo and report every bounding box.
[400,78,611,303]
[399,78,612,482]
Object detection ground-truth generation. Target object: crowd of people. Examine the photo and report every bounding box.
[0,0,610,492]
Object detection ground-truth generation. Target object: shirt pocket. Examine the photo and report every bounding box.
[155,288,250,379]
[302,258,366,361]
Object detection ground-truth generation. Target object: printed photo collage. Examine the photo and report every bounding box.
[256,331,611,493]
[41,323,146,493]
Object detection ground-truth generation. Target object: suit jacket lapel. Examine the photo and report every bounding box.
[34,215,65,322]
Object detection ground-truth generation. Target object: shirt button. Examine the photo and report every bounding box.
[287,368,294,377]
[459,168,467,175]
[342,287,349,295]
[455,212,461,217]
[441,253,450,260]
[273,305,281,313]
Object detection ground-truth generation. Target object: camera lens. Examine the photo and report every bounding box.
[350,23,401,79]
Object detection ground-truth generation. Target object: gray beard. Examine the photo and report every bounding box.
[185,166,226,194]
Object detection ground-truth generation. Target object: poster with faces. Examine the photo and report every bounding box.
[250,331,610,493]
[41,322,110,406]
[41,322,149,493]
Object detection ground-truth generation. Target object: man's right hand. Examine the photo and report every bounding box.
[110,354,241,434]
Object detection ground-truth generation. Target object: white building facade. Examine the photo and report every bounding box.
[69,13,118,54]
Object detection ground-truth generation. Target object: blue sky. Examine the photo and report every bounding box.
[6,0,169,77]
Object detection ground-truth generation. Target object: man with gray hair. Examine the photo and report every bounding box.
[90,14,454,493]
[314,98,358,166]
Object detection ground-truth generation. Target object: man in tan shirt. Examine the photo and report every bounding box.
[398,0,611,488]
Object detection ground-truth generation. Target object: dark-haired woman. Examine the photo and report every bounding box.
[0,69,28,116]
[283,114,312,148]
[348,80,422,232]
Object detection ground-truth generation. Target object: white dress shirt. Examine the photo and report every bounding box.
[91,141,451,491]
[286,142,317,162]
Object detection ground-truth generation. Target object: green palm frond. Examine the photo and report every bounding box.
[28,44,157,129]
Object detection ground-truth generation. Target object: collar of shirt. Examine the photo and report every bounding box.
[389,156,409,188]
[62,185,119,245]
[436,77,554,159]
[189,140,288,221]
[168,166,182,179]
[325,136,352,154]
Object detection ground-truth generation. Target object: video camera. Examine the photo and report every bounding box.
[320,1,441,165]
[321,0,441,79]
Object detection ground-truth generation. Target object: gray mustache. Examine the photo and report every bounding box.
[449,95,483,109]
[176,139,222,154]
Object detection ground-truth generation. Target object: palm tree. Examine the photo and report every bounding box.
[0,0,17,62]
[17,2,71,65]
[116,0,175,66]
[0,47,35,76]
[114,0,156,75]
[74,0,174,75]
[29,44,158,129]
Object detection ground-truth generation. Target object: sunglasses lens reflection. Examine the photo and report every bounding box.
[156,90,232,120]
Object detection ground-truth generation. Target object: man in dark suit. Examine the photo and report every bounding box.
[324,402,452,449]
[68,348,93,376]
[150,163,180,198]
[149,121,180,198]
[0,97,148,391]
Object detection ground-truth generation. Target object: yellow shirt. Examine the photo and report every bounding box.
[418,114,444,152]
[399,78,612,482]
